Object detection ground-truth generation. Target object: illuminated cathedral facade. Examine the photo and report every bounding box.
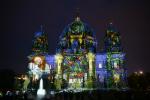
[27,16,127,90]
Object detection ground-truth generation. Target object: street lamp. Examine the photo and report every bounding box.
[139,70,143,75]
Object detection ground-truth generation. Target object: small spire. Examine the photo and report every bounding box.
[75,8,80,21]
[40,25,43,32]
[106,18,113,26]
[76,8,80,17]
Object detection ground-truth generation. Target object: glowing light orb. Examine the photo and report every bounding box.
[34,57,42,65]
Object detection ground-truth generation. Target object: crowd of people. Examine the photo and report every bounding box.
[0,89,150,100]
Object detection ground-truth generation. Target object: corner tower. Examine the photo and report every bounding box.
[104,23,127,88]
[27,26,51,90]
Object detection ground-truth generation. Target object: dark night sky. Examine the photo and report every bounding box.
[0,0,150,74]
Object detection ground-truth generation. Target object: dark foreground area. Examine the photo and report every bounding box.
[0,89,150,100]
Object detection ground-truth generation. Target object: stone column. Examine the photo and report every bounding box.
[55,54,63,90]
[86,52,95,88]
[86,52,95,77]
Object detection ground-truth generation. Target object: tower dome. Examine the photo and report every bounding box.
[104,22,122,52]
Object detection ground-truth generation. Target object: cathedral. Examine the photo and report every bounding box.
[27,16,127,90]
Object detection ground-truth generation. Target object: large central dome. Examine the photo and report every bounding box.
[57,17,97,54]
[60,17,95,38]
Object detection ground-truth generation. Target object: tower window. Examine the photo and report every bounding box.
[99,63,102,68]
[49,64,52,69]
[114,62,119,68]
